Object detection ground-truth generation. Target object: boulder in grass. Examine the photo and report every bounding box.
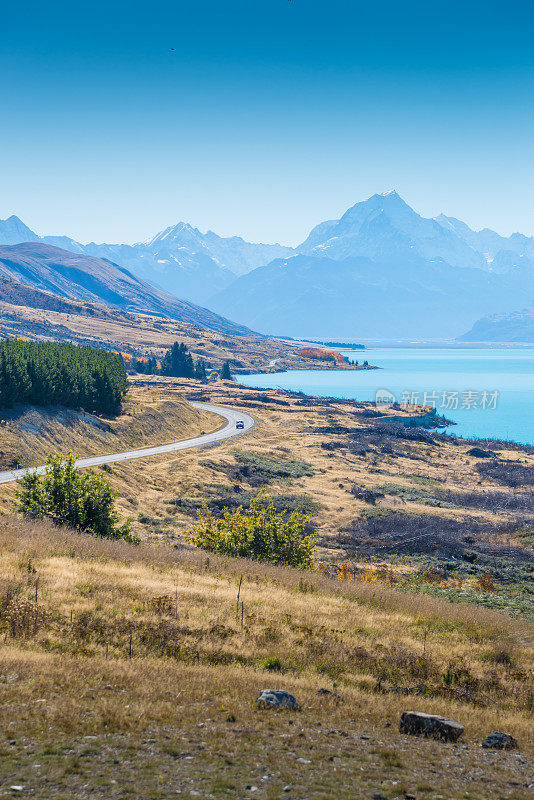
[399,711,464,742]
[257,689,300,710]
[482,731,519,750]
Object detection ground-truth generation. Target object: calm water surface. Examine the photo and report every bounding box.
[240,348,534,445]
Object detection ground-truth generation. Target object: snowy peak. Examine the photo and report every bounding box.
[144,221,202,248]
[0,215,40,245]
[298,192,485,269]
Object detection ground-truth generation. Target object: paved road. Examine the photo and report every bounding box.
[0,402,254,485]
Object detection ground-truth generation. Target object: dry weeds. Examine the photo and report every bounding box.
[0,514,531,798]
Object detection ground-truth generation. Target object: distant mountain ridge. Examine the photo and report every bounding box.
[0,215,291,304]
[209,192,534,338]
[3,191,534,339]
[459,307,534,343]
[0,242,251,336]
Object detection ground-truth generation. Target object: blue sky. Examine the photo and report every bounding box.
[2,0,534,245]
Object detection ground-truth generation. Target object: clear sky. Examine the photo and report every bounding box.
[2,0,534,245]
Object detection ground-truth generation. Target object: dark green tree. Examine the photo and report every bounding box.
[161,342,195,378]
[220,360,232,380]
[0,339,128,414]
[194,359,207,381]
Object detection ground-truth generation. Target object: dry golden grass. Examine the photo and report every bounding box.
[0,514,531,798]
[0,384,218,473]
[0,298,360,373]
[1,375,532,554]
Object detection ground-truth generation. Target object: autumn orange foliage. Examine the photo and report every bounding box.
[298,348,346,364]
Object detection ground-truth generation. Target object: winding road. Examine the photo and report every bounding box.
[0,402,254,485]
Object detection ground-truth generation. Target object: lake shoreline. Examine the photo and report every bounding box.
[239,346,534,446]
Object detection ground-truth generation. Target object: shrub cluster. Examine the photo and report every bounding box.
[15,452,135,541]
[0,339,128,414]
[189,492,315,568]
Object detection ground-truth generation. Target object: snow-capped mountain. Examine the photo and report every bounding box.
[459,307,534,342]
[298,191,486,269]
[209,191,534,338]
[145,221,291,277]
[0,216,291,304]
[434,214,534,273]
[3,192,534,338]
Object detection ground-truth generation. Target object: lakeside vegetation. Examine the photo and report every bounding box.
[0,369,532,796]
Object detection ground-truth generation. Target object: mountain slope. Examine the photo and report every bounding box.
[435,213,534,267]
[459,307,534,342]
[0,215,40,246]
[0,243,251,336]
[210,252,534,338]
[210,192,534,338]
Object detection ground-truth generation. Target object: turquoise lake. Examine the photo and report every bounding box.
[240,348,534,446]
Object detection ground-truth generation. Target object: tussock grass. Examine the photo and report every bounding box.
[0,514,532,797]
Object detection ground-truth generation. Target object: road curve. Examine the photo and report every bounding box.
[0,402,254,486]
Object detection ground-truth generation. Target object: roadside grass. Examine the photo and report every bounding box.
[0,384,218,472]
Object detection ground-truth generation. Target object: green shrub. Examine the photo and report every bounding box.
[188,492,315,568]
[262,656,284,672]
[15,451,135,542]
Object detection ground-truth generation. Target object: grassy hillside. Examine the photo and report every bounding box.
[0,378,532,607]
[0,514,531,799]
[0,384,219,472]
[0,296,364,373]
[0,243,252,336]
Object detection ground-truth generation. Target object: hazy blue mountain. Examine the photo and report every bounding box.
[0,216,291,304]
[459,307,534,342]
[0,215,40,245]
[210,192,534,338]
[4,193,534,339]
[210,251,534,338]
[0,242,251,335]
[434,214,534,270]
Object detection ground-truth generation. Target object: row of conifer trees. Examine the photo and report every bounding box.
[0,339,128,414]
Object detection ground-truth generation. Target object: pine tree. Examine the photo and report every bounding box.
[221,360,232,380]
[194,359,207,381]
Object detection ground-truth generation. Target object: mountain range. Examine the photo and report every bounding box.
[459,307,534,342]
[0,215,291,304]
[0,242,251,336]
[2,191,534,339]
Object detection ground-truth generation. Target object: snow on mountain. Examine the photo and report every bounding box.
[298,191,486,269]
[3,192,534,335]
[209,192,534,338]
[434,214,534,270]
[459,306,534,343]
[0,216,292,304]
